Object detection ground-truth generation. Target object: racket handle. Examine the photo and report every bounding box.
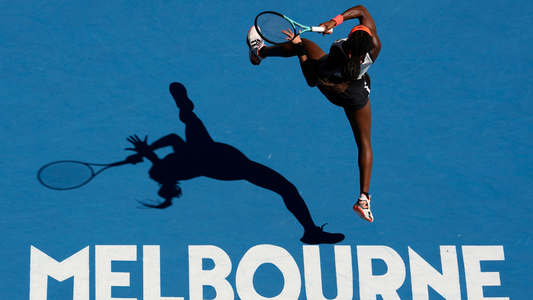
[311,26,333,33]
[110,160,131,167]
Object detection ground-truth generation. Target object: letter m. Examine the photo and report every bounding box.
[30,246,89,300]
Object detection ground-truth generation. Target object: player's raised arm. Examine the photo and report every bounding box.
[320,5,381,61]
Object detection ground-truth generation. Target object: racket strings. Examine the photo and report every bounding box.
[256,13,294,44]
[38,162,94,190]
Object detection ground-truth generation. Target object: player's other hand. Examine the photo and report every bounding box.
[282,28,302,44]
[126,135,151,155]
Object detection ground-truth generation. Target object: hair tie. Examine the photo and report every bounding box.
[348,25,372,37]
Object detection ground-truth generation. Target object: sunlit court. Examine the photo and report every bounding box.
[2,0,532,299]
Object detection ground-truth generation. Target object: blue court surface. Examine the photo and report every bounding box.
[2,0,532,299]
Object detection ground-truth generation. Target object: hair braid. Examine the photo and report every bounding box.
[342,30,373,82]
[322,30,372,92]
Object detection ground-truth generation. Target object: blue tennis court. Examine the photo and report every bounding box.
[2,0,532,299]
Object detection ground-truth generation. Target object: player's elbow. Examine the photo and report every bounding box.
[355,5,368,12]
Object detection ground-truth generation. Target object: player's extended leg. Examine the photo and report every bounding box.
[242,160,345,244]
[260,38,326,59]
[344,100,374,222]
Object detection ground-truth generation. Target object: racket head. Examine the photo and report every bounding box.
[37,160,99,190]
[255,11,296,44]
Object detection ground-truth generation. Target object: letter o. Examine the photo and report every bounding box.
[236,245,301,300]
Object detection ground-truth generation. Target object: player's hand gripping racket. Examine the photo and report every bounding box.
[255,11,332,45]
[37,160,133,190]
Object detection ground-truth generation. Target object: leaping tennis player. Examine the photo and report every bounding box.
[246,5,381,223]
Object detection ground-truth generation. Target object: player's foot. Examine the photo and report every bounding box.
[300,224,345,244]
[169,82,194,111]
[353,193,373,222]
[247,26,265,65]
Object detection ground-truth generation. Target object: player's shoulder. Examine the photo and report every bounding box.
[330,38,349,59]
[332,38,348,47]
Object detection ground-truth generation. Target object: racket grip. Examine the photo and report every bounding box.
[311,26,333,33]
[110,160,131,167]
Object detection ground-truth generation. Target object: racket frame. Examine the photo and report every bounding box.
[37,160,121,190]
[254,11,328,45]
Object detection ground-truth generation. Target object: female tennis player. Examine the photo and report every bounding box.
[246,5,381,222]
[125,82,344,244]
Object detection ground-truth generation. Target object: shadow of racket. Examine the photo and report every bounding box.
[37,160,130,190]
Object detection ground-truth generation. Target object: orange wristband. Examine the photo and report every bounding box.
[331,15,344,27]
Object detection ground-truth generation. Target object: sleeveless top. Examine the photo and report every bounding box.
[330,38,373,80]
[315,38,373,109]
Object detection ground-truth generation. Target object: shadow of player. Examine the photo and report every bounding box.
[124,82,344,244]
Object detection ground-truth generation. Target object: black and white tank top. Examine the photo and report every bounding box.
[331,38,373,80]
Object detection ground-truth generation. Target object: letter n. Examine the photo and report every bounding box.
[409,246,460,300]
[29,246,89,300]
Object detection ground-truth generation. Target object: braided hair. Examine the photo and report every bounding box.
[322,29,373,92]
[342,30,373,82]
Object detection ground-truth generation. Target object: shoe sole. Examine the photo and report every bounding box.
[247,25,261,40]
[246,26,259,47]
[246,27,262,65]
[353,206,373,223]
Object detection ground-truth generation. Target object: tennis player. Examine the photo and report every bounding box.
[125,82,345,244]
[246,5,381,222]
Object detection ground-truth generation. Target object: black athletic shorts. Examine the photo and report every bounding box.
[307,55,372,110]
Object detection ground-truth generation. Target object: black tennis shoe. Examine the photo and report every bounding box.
[300,224,345,244]
[169,82,194,111]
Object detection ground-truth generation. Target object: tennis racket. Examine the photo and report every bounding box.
[254,11,332,45]
[37,160,129,190]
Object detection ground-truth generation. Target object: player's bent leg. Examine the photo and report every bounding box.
[300,38,327,60]
[253,37,327,61]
